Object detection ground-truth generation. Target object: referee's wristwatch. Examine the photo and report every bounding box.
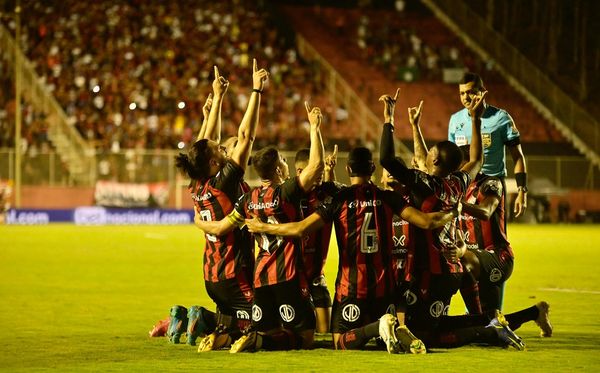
[517,186,528,193]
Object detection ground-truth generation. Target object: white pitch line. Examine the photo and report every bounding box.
[538,287,600,295]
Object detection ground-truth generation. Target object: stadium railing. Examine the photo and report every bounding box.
[1,148,598,191]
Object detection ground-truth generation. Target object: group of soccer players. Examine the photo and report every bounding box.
[167,59,552,354]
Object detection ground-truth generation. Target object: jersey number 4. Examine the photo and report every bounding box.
[360,212,378,254]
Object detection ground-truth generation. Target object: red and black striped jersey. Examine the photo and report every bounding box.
[316,182,407,301]
[299,181,342,282]
[189,160,254,283]
[391,192,415,284]
[460,174,514,259]
[233,177,306,288]
[407,169,470,275]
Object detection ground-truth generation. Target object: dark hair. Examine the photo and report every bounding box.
[435,141,463,173]
[253,146,280,180]
[460,72,485,91]
[175,139,213,181]
[294,148,310,165]
[347,147,375,176]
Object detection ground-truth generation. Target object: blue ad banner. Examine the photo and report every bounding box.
[5,208,194,225]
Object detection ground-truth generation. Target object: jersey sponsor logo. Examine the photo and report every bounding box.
[429,301,445,318]
[194,192,213,202]
[404,290,417,306]
[279,305,296,322]
[392,220,409,226]
[489,268,503,283]
[347,199,382,209]
[482,133,492,148]
[393,235,406,247]
[455,134,468,146]
[252,305,263,322]
[248,199,279,210]
[236,310,251,320]
[341,304,361,322]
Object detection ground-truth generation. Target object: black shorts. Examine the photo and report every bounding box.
[205,277,253,320]
[404,272,463,332]
[471,248,514,311]
[310,275,332,308]
[331,294,396,334]
[252,277,316,332]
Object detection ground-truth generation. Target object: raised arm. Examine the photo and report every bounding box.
[197,93,213,141]
[408,100,427,171]
[230,59,269,170]
[202,66,229,142]
[245,213,325,238]
[324,144,338,182]
[462,194,500,221]
[509,143,528,218]
[400,205,459,230]
[379,89,412,185]
[459,91,486,180]
[298,102,325,192]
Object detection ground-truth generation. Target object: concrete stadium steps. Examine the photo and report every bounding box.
[282,5,567,144]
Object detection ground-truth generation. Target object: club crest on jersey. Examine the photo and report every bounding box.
[342,304,361,322]
[482,133,492,148]
[489,268,503,283]
[236,310,251,320]
[279,305,295,322]
[404,290,417,306]
[252,305,263,322]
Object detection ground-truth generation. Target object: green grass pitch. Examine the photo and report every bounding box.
[1,224,600,372]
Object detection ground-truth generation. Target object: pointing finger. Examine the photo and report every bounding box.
[393,88,400,101]
[253,58,257,73]
[417,100,424,113]
[304,101,311,115]
[214,65,220,79]
[333,144,338,157]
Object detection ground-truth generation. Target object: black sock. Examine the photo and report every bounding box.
[504,306,539,331]
[430,326,498,348]
[337,321,380,350]
[262,330,303,350]
[460,271,483,314]
[436,314,490,331]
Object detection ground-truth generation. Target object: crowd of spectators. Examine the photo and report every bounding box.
[314,3,501,84]
[1,0,332,153]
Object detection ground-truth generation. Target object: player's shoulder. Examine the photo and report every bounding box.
[478,174,503,192]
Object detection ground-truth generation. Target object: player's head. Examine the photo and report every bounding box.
[459,72,486,109]
[253,146,289,182]
[175,139,226,181]
[347,147,375,177]
[426,141,463,176]
[294,148,310,176]
[222,136,238,159]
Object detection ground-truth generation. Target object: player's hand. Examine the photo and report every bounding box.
[202,93,213,119]
[244,216,265,233]
[212,65,229,97]
[325,144,338,170]
[467,90,487,119]
[408,100,424,127]
[305,102,323,129]
[378,88,400,124]
[514,190,527,218]
[252,58,269,92]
